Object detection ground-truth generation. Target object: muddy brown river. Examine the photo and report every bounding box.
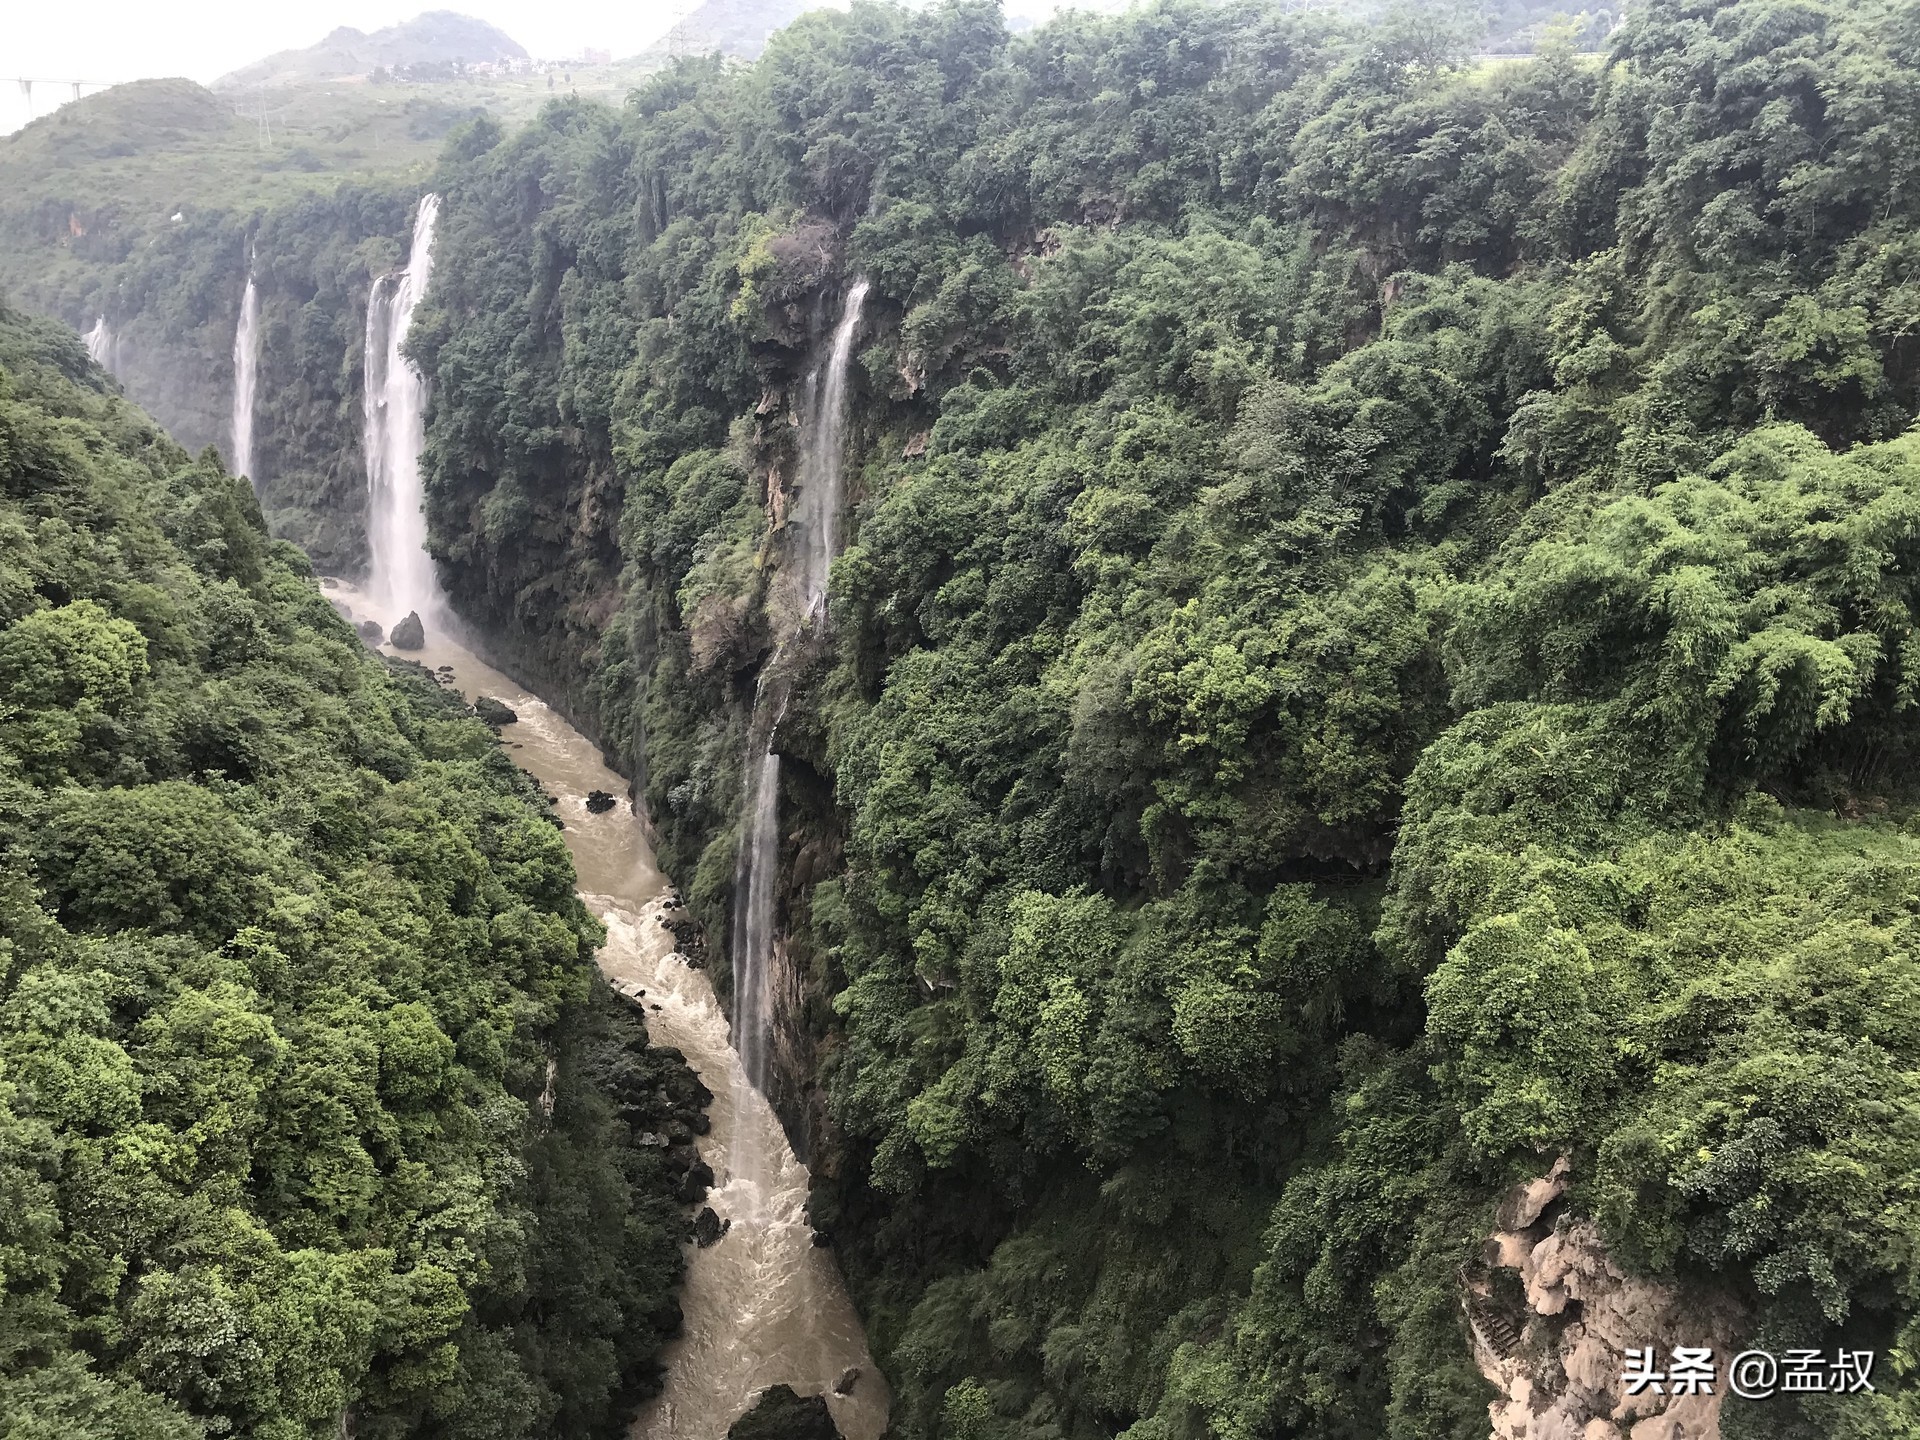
[324,582,889,1440]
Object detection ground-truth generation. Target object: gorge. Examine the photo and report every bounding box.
[347,195,888,1438]
[9,0,1920,1437]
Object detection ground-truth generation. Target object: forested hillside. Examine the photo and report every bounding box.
[0,306,695,1438]
[403,0,1920,1436]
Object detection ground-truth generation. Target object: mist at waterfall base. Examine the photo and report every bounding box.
[231,274,261,486]
[83,314,116,373]
[362,193,448,635]
[732,278,869,1099]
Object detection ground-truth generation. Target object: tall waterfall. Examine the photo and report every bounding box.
[731,279,868,1097]
[363,194,445,628]
[793,277,870,618]
[230,273,261,485]
[83,315,113,371]
[733,741,785,1090]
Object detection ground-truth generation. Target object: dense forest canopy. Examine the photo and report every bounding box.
[0,306,697,1439]
[6,0,1920,1435]
[403,0,1920,1435]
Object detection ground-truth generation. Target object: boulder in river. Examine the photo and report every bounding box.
[676,1157,715,1204]
[726,1385,842,1440]
[473,696,518,728]
[585,789,617,813]
[693,1206,730,1247]
[390,610,425,649]
[355,619,384,645]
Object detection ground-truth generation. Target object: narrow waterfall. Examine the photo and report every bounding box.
[730,279,869,1097]
[733,742,784,1091]
[230,273,261,485]
[83,315,113,371]
[794,277,870,617]
[362,193,445,629]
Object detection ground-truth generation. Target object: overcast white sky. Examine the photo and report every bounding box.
[1,0,1085,134]
[0,0,727,134]
[5,0,707,83]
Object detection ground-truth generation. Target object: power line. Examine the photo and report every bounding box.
[6,77,117,124]
[8,77,117,97]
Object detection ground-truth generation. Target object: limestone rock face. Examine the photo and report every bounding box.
[389,610,425,650]
[1464,1160,1739,1440]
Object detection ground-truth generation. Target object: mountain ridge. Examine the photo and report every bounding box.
[215,9,530,89]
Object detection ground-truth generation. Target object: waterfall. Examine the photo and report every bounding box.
[730,279,868,1097]
[793,277,870,619]
[83,315,113,371]
[732,742,784,1091]
[363,194,446,629]
[231,273,261,485]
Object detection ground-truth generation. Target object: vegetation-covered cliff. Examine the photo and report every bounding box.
[8,0,1920,1435]
[0,305,697,1439]
[405,0,1920,1436]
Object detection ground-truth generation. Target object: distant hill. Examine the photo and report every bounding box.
[640,0,817,61]
[1,78,234,166]
[215,11,530,89]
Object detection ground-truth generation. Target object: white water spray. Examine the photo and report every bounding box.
[83,315,113,371]
[730,279,868,1099]
[732,740,784,1094]
[231,273,261,485]
[363,194,446,629]
[793,277,870,619]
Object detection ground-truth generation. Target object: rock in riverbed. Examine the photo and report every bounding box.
[473,695,518,727]
[727,1386,842,1440]
[389,610,425,649]
[693,1206,730,1247]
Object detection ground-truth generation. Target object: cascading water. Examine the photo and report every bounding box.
[231,272,261,485]
[732,740,785,1092]
[362,193,446,630]
[83,315,113,371]
[730,278,869,1099]
[794,277,870,618]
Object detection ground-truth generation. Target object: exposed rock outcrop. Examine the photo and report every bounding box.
[1465,1159,1740,1440]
